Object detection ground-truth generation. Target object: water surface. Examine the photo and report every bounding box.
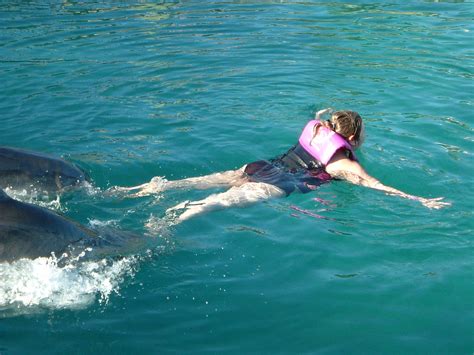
[0,1,473,354]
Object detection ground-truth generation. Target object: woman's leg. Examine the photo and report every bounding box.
[166,167,248,190]
[115,166,248,196]
[168,182,286,222]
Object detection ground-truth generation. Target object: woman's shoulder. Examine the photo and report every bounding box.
[325,150,363,175]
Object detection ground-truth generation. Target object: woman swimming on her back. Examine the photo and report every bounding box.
[116,108,450,221]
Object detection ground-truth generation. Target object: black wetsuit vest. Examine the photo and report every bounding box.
[273,143,324,172]
[244,144,329,195]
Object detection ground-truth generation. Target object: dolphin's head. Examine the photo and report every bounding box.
[0,146,90,194]
[55,165,89,189]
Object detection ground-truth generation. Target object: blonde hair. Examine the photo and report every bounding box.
[321,110,364,147]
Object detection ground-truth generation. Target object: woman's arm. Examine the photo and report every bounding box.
[325,151,450,209]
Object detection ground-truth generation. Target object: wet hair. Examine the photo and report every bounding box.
[322,110,364,148]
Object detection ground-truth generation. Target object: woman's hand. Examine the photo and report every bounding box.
[315,108,333,120]
[326,153,452,210]
[418,197,451,209]
[394,193,451,209]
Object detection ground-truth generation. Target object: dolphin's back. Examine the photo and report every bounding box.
[0,146,88,192]
[0,191,96,262]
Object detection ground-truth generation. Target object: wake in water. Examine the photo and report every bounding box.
[3,180,100,213]
[3,186,65,212]
[0,218,173,317]
[0,182,176,317]
[106,176,179,236]
[0,253,139,317]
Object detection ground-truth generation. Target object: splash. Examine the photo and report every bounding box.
[81,180,103,196]
[105,176,168,199]
[88,218,118,228]
[3,187,65,212]
[145,211,178,238]
[0,178,175,317]
[0,253,139,316]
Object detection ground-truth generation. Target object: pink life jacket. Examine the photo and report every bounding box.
[298,120,357,166]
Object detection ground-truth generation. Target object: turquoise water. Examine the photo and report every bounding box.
[1,1,473,353]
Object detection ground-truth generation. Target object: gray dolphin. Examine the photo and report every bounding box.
[0,146,89,193]
[0,189,95,262]
[0,190,143,263]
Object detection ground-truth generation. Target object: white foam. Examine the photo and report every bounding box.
[145,212,177,237]
[88,218,118,228]
[0,253,139,315]
[80,181,103,196]
[0,181,174,316]
[3,187,65,212]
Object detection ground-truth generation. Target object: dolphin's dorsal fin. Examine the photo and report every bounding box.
[0,189,11,201]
